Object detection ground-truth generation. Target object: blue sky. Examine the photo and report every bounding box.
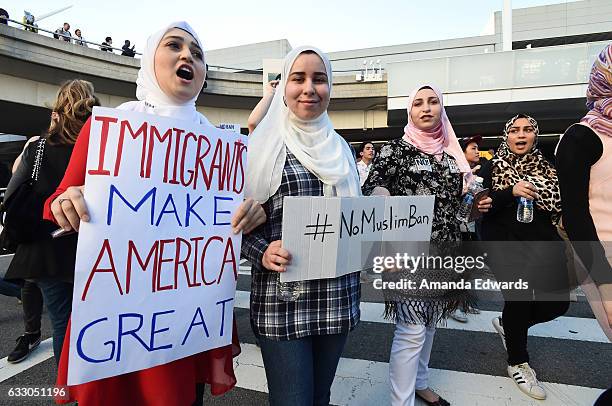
[15,0,571,54]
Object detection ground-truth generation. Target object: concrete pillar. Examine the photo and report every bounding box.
[503,0,513,51]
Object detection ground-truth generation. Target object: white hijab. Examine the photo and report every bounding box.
[117,21,211,125]
[246,46,361,203]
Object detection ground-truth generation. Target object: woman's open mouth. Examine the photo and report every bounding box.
[176,65,194,81]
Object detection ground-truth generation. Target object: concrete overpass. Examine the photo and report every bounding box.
[386,40,608,137]
[0,22,609,148]
[0,24,387,142]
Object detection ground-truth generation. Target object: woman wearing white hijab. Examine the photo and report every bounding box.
[242,46,361,406]
[44,22,264,406]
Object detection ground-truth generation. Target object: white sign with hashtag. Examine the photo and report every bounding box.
[280,195,435,282]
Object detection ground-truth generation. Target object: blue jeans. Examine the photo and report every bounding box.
[36,279,73,364]
[256,332,348,406]
[0,277,21,299]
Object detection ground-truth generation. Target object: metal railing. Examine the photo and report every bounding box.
[205,64,380,77]
[206,64,262,74]
[2,17,384,77]
[3,17,142,56]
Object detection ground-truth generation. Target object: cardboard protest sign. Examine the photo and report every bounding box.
[68,107,247,385]
[280,196,434,282]
[217,123,241,134]
[263,58,283,89]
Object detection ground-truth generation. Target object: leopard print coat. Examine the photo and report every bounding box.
[491,116,562,224]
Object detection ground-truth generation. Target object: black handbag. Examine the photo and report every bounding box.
[0,138,51,249]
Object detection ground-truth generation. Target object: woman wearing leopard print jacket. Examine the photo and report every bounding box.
[480,114,569,401]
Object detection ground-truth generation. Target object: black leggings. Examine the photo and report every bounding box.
[502,299,569,365]
[21,281,43,335]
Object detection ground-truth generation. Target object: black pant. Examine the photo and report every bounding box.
[21,281,43,335]
[502,299,569,365]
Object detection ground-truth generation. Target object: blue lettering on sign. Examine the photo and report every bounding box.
[186,194,205,226]
[77,317,115,363]
[149,310,175,352]
[182,307,210,345]
[107,185,233,229]
[216,297,234,337]
[116,313,150,362]
[107,185,156,225]
[214,196,233,226]
[155,194,182,226]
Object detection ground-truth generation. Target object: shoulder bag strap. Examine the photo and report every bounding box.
[30,138,46,182]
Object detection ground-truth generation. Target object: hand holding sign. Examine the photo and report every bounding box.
[231,197,266,234]
[51,185,88,231]
[263,240,292,272]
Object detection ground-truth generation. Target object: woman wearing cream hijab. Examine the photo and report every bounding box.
[243,46,361,406]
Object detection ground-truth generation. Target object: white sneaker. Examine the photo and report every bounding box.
[450,310,468,323]
[492,316,507,350]
[507,363,546,400]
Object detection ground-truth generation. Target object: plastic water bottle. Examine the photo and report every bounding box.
[277,278,301,301]
[456,176,484,223]
[516,197,534,223]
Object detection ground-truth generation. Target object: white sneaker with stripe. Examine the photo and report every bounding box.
[507,362,547,400]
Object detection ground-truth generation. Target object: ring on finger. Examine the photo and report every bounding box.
[58,198,70,205]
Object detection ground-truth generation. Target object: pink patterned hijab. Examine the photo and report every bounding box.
[402,85,471,174]
[581,44,612,137]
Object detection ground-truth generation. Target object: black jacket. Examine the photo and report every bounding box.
[5,140,77,282]
[479,159,568,292]
[121,44,135,57]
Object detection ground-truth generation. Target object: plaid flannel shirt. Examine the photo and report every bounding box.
[242,149,361,340]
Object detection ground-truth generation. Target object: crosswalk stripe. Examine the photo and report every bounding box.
[234,343,604,406]
[0,254,13,279]
[0,338,54,382]
[233,291,609,343]
[1,287,606,405]
[0,338,603,405]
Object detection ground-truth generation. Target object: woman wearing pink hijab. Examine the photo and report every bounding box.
[363,85,491,406]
